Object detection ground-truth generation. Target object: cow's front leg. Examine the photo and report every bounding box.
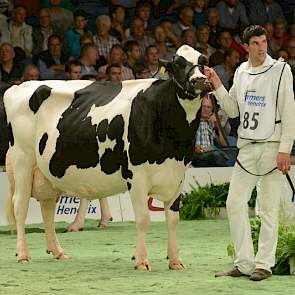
[40,199,69,260]
[65,198,89,232]
[165,196,185,270]
[130,188,151,271]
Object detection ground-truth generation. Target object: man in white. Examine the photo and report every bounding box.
[205,25,295,281]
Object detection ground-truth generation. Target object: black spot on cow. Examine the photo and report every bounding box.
[128,79,201,166]
[29,85,52,113]
[170,195,181,212]
[100,115,133,180]
[49,81,133,180]
[127,182,132,190]
[39,133,48,155]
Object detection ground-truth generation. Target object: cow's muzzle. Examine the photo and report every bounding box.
[191,77,213,93]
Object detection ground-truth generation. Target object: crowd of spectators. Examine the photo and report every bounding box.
[1,0,295,166]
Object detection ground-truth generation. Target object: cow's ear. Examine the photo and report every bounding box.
[167,55,186,76]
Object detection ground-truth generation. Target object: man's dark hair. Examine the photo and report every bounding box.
[242,25,268,45]
[65,59,82,73]
[124,40,139,55]
[106,63,121,75]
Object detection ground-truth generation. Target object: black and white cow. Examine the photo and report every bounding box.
[4,45,211,270]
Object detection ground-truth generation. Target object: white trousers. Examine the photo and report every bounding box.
[226,142,283,275]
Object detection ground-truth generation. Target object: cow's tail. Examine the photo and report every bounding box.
[5,148,16,232]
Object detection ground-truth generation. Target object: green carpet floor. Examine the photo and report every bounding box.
[0,219,293,295]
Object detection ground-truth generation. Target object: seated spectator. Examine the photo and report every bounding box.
[1,5,33,58]
[181,28,197,49]
[110,5,127,42]
[172,5,195,38]
[272,18,288,55]
[65,59,82,80]
[48,0,73,37]
[66,9,91,59]
[248,0,285,26]
[286,38,295,67]
[98,44,134,80]
[32,8,55,56]
[124,40,141,70]
[196,25,216,59]
[135,1,153,34]
[213,48,240,90]
[21,64,40,81]
[207,7,222,49]
[191,95,229,167]
[159,19,181,51]
[144,45,169,80]
[153,25,175,62]
[191,0,207,27]
[125,16,155,59]
[0,42,24,84]
[106,63,122,81]
[132,61,151,79]
[93,15,120,59]
[216,0,249,34]
[79,44,99,78]
[36,34,68,80]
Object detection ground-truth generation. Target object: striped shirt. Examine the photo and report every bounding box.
[93,35,120,59]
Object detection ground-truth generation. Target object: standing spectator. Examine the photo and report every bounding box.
[248,0,285,26]
[32,8,55,56]
[37,34,68,80]
[196,25,216,59]
[213,48,240,90]
[172,5,195,38]
[21,64,40,81]
[125,16,155,59]
[153,25,175,62]
[191,0,207,27]
[110,5,127,42]
[98,44,134,80]
[1,5,33,58]
[124,40,141,70]
[145,45,169,80]
[48,0,73,38]
[93,15,120,60]
[0,42,24,83]
[65,59,82,80]
[106,63,122,81]
[216,0,249,34]
[66,9,90,59]
[191,95,228,167]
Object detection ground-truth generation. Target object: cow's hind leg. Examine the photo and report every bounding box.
[98,198,112,228]
[130,186,151,271]
[12,148,34,263]
[165,195,185,270]
[40,198,69,260]
[65,198,89,232]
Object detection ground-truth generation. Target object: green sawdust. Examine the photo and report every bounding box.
[0,220,293,295]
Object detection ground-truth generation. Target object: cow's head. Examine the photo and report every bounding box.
[167,45,212,99]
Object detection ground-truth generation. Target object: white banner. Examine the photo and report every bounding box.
[0,167,235,226]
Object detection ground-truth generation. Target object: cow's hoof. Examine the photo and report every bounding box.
[168,261,185,270]
[16,253,31,263]
[98,217,113,229]
[55,253,70,260]
[64,225,84,232]
[134,260,151,271]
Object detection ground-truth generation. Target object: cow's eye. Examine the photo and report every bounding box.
[198,64,205,74]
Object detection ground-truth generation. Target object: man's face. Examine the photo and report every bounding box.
[69,65,81,80]
[49,37,62,57]
[129,46,140,60]
[75,16,87,30]
[13,8,26,24]
[0,44,14,62]
[110,48,123,64]
[245,35,268,66]
[146,47,159,65]
[201,97,213,120]
[39,10,51,28]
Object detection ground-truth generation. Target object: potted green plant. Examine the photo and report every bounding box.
[227,217,295,275]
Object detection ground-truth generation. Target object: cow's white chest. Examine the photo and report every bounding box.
[177,94,202,124]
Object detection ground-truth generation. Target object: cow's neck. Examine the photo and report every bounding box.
[177,93,202,124]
